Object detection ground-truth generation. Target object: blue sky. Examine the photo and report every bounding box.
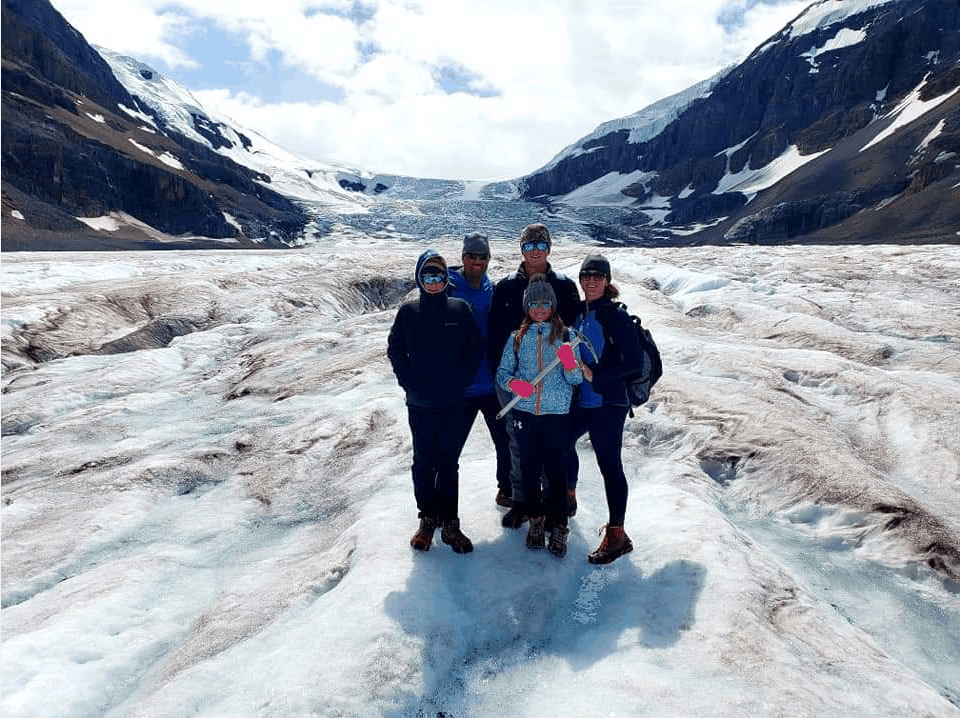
[49,0,809,180]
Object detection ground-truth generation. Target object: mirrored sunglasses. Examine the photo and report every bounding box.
[420,272,447,285]
[579,271,607,282]
[521,241,549,253]
[527,299,554,310]
[464,253,489,261]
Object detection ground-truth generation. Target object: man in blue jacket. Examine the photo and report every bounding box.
[487,224,581,527]
[387,250,482,554]
[447,233,512,509]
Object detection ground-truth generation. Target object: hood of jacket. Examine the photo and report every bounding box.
[415,249,449,294]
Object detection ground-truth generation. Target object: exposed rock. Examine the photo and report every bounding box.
[1,0,309,249]
[519,0,960,244]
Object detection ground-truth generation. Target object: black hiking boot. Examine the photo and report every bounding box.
[501,506,527,529]
[495,489,513,508]
[526,516,546,550]
[440,519,474,554]
[548,524,569,558]
[410,516,437,551]
[587,525,633,565]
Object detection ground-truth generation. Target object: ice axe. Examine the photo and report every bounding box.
[496,330,586,420]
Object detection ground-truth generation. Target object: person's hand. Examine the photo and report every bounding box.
[582,365,593,382]
[509,379,534,398]
[557,343,576,370]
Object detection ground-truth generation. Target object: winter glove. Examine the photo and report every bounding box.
[557,343,576,370]
[508,379,534,398]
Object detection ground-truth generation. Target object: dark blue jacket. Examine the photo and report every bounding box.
[387,251,483,408]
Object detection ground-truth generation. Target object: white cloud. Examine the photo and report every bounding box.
[50,0,810,180]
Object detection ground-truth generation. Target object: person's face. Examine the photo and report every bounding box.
[579,270,608,303]
[462,252,489,284]
[527,298,553,323]
[521,240,549,272]
[420,271,447,294]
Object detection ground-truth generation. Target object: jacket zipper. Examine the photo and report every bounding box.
[534,326,544,415]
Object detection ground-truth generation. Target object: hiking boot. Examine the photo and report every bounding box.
[501,506,527,529]
[440,519,474,554]
[567,489,577,517]
[548,524,569,558]
[410,516,437,551]
[495,489,513,508]
[587,525,633,565]
[526,516,546,550]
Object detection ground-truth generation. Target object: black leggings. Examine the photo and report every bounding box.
[513,410,569,526]
[566,404,630,525]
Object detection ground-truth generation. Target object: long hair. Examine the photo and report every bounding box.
[513,312,565,353]
[586,281,620,302]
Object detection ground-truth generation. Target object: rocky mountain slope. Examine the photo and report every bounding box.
[1,0,957,249]
[521,0,959,245]
[1,0,312,249]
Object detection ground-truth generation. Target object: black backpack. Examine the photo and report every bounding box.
[605,302,662,413]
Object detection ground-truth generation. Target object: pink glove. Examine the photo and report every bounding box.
[557,343,576,370]
[509,379,534,398]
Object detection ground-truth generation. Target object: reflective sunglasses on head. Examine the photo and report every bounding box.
[420,272,447,285]
[521,240,549,253]
[464,252,489,261]
[579,271,607,282]
[527,299,553,311]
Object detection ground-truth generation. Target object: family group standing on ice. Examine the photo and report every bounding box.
[387,223,653,564]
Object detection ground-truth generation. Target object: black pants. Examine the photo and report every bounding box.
[458,392,512,495]
[566,403,630,526]
[407,405,466,521]
[495,384,525,501]
[513,410,569,526]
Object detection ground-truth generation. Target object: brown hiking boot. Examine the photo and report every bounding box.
[440,519,474,554]
[410,516,437,551]
[548,524,569,558]
[496,489,513,508]
[526,516,546,549]
[587,525,633,564]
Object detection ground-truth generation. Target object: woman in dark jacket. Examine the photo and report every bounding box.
[567,253,644,564]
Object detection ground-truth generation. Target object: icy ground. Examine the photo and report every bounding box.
[2,241,959,718]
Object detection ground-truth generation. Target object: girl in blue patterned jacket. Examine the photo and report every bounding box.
[496,274,583,557]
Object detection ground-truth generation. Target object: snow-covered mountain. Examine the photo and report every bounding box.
[1,0,957,250]
[521,0,959,244]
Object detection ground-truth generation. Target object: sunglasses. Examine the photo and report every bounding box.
[464,253,489,261]
[420,273,447,285]
[579,271,607,281]
[527,300,553,310]
[521,241,549,253]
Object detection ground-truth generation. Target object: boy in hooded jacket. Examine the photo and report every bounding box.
[387,250,483,554]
